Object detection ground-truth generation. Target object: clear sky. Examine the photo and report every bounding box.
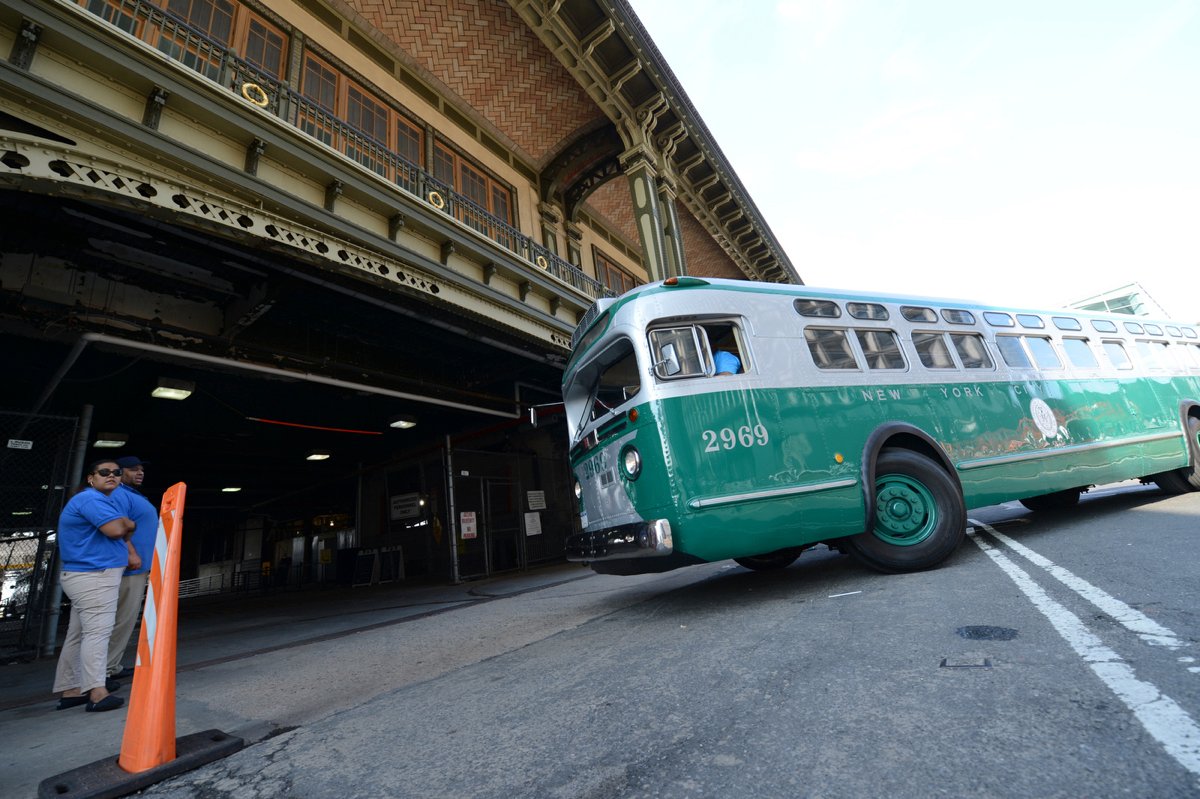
[632,0,1200,322]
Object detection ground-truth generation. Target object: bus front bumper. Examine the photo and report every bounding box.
[566,519,673,562]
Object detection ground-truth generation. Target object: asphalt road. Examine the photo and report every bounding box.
[74,484,1200,797]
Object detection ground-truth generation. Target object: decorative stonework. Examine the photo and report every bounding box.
[343,0,605,162]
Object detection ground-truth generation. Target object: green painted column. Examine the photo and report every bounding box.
[658,178,687,278]
[622,149,669,283]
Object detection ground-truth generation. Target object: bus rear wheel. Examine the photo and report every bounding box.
[1019,487,1083,511]
[845,450,966,574]
[1151,416,1200,494]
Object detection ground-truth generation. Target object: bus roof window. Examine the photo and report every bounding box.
[996,336,1032,369]
[805,328,859,369]
[913,332,956,369]
[901,306,937,323]
[1144,323,1163,336]
[794,299,841,318]
[1062,338,1099,369]
[1166,326,1182,337]
[848,302,889,321]
[1103,340,1133,370]
[855,329,906,369]
[1017,314,1045,329]
[1185,328,1198,339]
[950,333,993,369]
[1052,316,1082,331]
[1124,321,1144,335]
[1091,319,1118,333]
[984,311,1015,327]
[941,309,975,325]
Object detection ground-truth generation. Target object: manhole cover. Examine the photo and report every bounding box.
[956,625,1018,641]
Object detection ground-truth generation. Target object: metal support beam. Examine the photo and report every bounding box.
[142,87,169,129]
[8,19,40,70]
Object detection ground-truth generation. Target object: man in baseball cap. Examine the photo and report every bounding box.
[106,455,157,679]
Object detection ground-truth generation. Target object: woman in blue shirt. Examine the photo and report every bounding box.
[52,459,136,713]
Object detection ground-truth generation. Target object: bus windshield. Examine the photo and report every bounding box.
[564,337,641,441]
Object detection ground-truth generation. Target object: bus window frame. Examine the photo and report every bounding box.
[648,325,711,381]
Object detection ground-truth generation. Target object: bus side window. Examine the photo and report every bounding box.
[805,328,859,370]
[1024,336,1061,369]
[855,329,906,369]
[995,336,1032,369]
[705,324,745,375]
[949,333,993,369]
[1102,340,1133,370]
[1061,338,1098,369]
[649,327,708,379]
[912,332,955,369]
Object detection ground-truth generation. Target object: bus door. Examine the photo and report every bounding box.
[453,476,522,579]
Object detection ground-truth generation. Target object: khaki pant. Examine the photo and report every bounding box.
[53,567,123,694]
[107,572,150,676]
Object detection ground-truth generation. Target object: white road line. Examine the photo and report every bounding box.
[969,518,1187,650]
[968,532,1200,781]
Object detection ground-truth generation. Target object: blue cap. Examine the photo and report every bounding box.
[115,455,150,468]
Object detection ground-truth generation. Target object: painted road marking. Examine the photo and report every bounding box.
[968,530,1200,781]
[969,519,1186,650]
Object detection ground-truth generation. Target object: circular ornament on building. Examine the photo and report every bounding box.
[240,82,270,107]
[427,191,446,210]
[1030,398,1059,438]
[536,255,549,270]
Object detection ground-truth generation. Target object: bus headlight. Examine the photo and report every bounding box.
[574,480,582,500]
[621,446,642,480]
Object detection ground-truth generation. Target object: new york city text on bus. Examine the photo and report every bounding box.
[561,277,1200,576]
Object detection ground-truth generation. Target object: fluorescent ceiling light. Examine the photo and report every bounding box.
[306,450,332,461]
[152,377,194,400]
[93,432,127,448]
[389,414,417,429]
[221,487,242,493]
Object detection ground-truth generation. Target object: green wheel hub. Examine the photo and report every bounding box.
[874,473,937,546]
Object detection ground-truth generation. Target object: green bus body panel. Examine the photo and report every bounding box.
[571,373,1196,564]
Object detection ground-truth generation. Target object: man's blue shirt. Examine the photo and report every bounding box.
[114,483,158,576]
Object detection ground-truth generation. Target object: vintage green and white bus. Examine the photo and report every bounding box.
[561,277,1200,575]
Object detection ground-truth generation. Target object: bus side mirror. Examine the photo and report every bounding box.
[656,344,681,377]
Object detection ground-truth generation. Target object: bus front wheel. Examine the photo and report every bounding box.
[846,450,966,574]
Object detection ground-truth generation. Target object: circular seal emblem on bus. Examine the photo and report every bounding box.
[1030,398,1058,438]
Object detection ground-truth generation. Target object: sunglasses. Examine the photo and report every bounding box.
[93,468,124,478]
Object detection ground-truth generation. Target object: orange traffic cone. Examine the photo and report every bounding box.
[119,482,186,772]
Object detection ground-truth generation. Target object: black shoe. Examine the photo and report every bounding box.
[56,695,88,710]
[112,666,136,679]
[86,694,125,713]
[105,678,122,692]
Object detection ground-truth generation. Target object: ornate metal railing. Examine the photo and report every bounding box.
[72,0,612,301]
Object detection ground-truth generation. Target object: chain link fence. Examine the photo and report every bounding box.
[0,410,78,659]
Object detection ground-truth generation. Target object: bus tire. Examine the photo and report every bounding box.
[734,548,803,571]
[845,449,966,574]
[1153,415,1200,493]
[1019,487,1083,512]
[1186,415,1200,490]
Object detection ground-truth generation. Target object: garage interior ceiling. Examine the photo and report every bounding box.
[1,190,568,522]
